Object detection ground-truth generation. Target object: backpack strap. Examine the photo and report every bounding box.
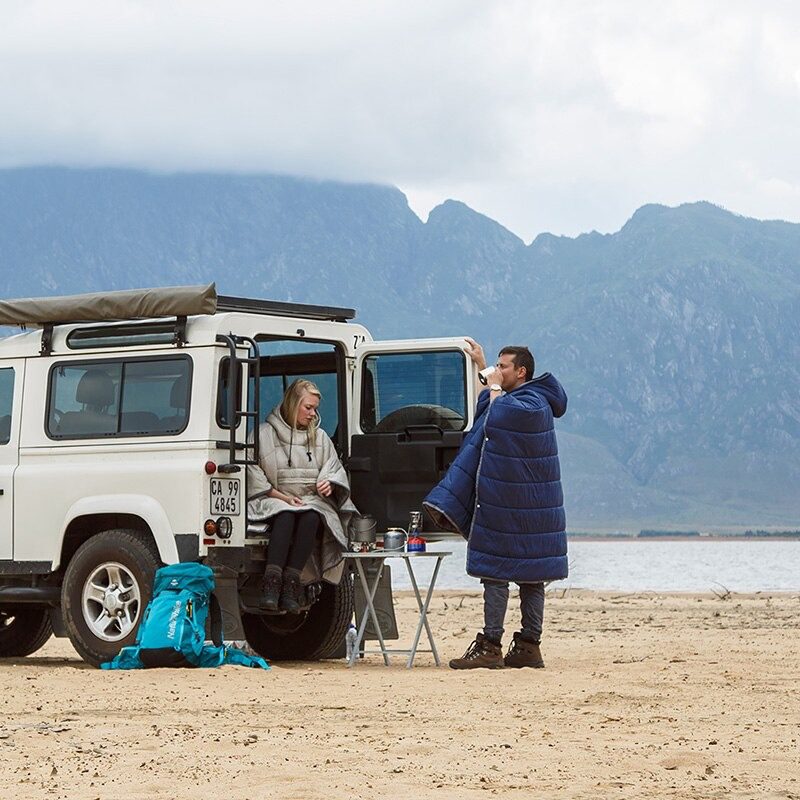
[208,592,224,647]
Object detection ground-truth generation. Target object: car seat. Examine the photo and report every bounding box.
[0,414,11,443]
[159,375,189,432]
[57,369,117,435]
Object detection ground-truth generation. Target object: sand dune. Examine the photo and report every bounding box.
[1,590,798,799]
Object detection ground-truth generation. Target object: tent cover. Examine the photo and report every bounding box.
[0,284,218,326]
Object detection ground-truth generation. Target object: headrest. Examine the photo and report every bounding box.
[170,375,189,410]
[76,369,115,408]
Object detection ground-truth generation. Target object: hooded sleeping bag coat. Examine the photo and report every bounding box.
[423,374,568,584]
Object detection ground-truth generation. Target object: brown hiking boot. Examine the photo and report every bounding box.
[261,565,282,611]
[449,633,504,670]
[279,567,303,614]
[504,632,545,668]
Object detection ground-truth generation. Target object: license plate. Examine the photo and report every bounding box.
[210,478,241,516]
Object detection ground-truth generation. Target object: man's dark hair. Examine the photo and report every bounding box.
[499,346,534,382]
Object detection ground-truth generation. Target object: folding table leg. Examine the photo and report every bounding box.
[404,555,444,667]
[349,558,390,667]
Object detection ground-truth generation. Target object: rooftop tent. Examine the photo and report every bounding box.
[0,284,218,326]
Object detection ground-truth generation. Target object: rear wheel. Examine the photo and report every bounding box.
[61,530,161,667]
[0,607,53,657]
[243,571,353,661]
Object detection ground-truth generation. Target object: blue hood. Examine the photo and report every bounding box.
[526,373,567,419]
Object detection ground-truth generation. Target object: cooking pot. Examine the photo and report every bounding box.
[349,514,377,544]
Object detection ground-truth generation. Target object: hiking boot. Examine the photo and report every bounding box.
[279,567,303,614]
[504,632,545,668]
[262,565,282,611]
[449,633,504,670]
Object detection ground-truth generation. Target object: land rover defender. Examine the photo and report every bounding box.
[0,284,475,666]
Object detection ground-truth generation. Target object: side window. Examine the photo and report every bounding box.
[361,351,466,434]
[0,368,14,445]
[49,363,122,436]
[47,358,191,439]
[120,360,191,434]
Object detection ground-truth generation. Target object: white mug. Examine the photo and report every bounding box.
[478,365,496,385]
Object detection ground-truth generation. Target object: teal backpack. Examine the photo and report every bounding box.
[101,562,268,670]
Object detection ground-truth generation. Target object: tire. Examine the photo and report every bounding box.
[243,571,353,661]
[61,529,161,667]
[0,607,53,657]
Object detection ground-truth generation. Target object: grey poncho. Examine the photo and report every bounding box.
[247,408,357,584]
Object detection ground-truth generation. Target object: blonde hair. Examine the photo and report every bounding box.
[280,378,322,449]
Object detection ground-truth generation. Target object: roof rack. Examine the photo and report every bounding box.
[0,284,356,326]
[217,295,355,322]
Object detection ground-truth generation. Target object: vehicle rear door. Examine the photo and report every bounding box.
[349,338,475,530]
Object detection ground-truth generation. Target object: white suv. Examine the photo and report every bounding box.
[0,284,474,666]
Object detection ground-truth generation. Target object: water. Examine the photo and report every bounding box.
[391,539,800,593]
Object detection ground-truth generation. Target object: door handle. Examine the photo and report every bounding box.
[398,425,444,442]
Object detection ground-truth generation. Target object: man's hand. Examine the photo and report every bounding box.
[482,368,503,387]
[316,480,333,498]
[464,337,487,370]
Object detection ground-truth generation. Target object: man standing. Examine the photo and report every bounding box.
[423,338,568,669]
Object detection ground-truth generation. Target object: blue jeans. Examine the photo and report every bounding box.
[482,580,545,644]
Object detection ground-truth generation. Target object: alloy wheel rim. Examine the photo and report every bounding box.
[81,562,141,642]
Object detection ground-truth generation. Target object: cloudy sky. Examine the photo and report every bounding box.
[2,1,799,240]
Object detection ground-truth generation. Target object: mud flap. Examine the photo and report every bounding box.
[354,562,399,640]
[210,565,245,641]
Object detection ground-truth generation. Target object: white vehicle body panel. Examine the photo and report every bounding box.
[54,494,180,569]
[16,346,224,564]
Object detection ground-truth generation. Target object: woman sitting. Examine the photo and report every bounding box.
[247,379,356,613]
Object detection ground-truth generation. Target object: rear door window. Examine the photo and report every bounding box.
[218,339,342,443]
[360,350,466,433]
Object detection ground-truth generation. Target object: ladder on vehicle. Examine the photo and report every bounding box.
[216,333,261,473]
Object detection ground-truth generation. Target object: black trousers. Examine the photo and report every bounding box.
[267,510,321,571]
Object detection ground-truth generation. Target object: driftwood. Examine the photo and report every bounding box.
[710,582,731,600]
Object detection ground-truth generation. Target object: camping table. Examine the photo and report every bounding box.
[343,550,451,668]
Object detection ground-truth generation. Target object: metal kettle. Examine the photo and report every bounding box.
[383,528,407,551]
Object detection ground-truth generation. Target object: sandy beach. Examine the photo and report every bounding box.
[1,589,798,799]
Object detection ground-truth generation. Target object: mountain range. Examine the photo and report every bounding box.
[1,166,798,530]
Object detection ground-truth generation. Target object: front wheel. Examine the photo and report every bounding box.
[61,530,161,667]
[0,607,53,657]
[243,571,353,661]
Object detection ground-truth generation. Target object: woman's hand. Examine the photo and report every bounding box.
[268,488,304,507]
[316,480,333,498]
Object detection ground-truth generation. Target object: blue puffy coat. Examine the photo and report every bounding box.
[423,374,568,583]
